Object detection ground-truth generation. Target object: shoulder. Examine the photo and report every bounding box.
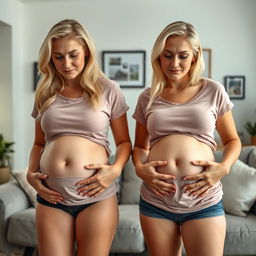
[98,77,123,98]
[138,87,151,101]
[204,79,226,93]
[98,76,117,90]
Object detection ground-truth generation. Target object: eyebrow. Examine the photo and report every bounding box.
[163,50,190,54]
[52,50,79,55]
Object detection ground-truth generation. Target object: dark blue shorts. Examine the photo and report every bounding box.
[36,194,96,217]
[139,198,225,225]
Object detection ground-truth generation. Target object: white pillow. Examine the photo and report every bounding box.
[11,170,37,207]
[221,159,256,217]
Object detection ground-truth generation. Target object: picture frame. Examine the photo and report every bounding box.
[33,62,40,91]
[202,48,212,78]
[224,76,245,99]
[102,50,146,88]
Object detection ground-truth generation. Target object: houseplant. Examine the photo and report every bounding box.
[0,134,15,184]
[244,121,256,145]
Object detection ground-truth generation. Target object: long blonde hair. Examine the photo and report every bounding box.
[148,21,205,108]
[35,19,105,114]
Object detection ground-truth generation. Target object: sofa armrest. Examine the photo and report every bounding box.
[0,181,30,252]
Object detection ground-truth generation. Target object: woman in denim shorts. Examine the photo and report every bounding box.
[132,21,241,256]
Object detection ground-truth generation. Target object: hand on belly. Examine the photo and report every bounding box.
[75,163,118,198]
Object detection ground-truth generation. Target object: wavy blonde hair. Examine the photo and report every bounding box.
[148,21,205,108]
[35,19,105,114]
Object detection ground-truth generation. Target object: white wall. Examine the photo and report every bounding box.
[0,22,12,140]
[0,0,24,168]
[1,0,256,169]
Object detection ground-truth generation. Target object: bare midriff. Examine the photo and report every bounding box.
[147,134,214,177]
[40,136,108,178]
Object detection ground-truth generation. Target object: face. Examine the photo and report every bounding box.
[51,36,88,82]
[159,36,195,83]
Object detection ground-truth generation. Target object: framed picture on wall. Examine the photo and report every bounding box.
[224,75,245,99]
[202,48,212,78]
[102,50,146,88]
[33,62,40,91]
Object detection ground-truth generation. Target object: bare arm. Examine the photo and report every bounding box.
[183,110,241,197]
[110,113,132,175]
[26,120,63,204]
[216,110,241,169]
[77,113,132,197]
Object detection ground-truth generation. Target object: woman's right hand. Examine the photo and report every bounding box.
[26,171,63,204]
[135,160,176,198]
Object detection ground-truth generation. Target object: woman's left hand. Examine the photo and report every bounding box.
[76,164,119,197]
[182,160,229,198]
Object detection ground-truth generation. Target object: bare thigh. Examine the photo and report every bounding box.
[140,214,183,256]
[181,216,226,256]
[75,195,119,256]
[36,203,75,256]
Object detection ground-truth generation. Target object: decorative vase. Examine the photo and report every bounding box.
[0,166,11,184]
[251,136,256,145]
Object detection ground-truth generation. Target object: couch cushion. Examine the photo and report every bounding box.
[238,146,255,163]
[11,170,37,207]
[221,160,256,217]
[225,213,256,254]
[248,147,256,168]
[119,158,142,204]
[111,204,145,253]
[7,208,37,247]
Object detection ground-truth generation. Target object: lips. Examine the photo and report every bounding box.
[64,70,75,73]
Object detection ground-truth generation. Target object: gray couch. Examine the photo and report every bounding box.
[0,148,256,256]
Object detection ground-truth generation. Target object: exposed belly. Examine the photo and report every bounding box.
[40,136,108,178]
[147,134,214,177]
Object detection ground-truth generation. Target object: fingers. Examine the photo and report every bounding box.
[39,188,63,204]
[150,160,168,167]
[191,160,214,166]
[75,176,95,186]
[76,181,105,198]
[157,173,176,180]
[183,173,203,181]
[183,180,212,198]
[84,163,102,169]
[35,172,48,180]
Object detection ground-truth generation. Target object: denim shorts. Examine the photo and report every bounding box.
[139,198,225,225]
[36,194,96,217]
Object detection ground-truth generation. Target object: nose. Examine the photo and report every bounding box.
[63,57,72,70]
[172,55,179,67]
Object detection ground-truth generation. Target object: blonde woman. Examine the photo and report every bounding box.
[27,19,131,256]
[132,21,241,256]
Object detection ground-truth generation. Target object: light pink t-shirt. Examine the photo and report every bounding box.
[133,79,234,213]
[32,78,129,156]
[133,79,233,151]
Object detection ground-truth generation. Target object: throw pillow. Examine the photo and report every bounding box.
[221,159,256,217]
[11,170,37,207]
[248,147,256,168]
[251,201,256,215]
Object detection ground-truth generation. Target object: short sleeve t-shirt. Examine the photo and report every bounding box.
[32,78,129,155]
[132,79,233,151]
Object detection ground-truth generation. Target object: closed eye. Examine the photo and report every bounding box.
[70,53,79,58]
[54,55,63,60]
